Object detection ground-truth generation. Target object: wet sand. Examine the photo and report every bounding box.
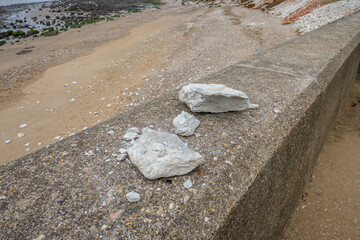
[283,77,360,239]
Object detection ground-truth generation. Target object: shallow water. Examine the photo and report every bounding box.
[0,0,54,7]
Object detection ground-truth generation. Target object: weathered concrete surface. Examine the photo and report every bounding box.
[1,11,360,239]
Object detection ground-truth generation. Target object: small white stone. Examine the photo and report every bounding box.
[183,179,193,189]
[38,142,42,146]
[123,127,140,141]
[64,83,70,87]
[204,217,209,222]
[24,142,30,147]
[108,130,115,135]
[225,161,233,166]
[54,136,61,140]
[106,104,112,107]
[85,150,95,156]
[19,123,27,128]
[26,148,30,151]
[274,109,281,114]
[173,111,200,136]
[108,171,114,175]
[116,153,127,161]
[18,133,24,138]
[70,98,76,102]
[36,100,40,104]
[126,191,140,202]
[230,141,236,145]
[101,224,108,230]
[5,140,11,144]
[33,234,45,240]
[118,148,127,154]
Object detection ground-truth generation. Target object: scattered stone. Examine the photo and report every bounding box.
[118,148,127,154]
[183,195,191,203]
[225,160,233,166]
[38,142,42,146]
[84,150,95,156]
[194,133,202,138]
[54,136,61,140]
[123,127,140,141]
[179,83,258,113]
[64,83,70,87]
[126,191,140,202]
[230,141,236,145]
[24,143,30,147]
[204,217,209,222]
[273,109,281,114]
[183,179,193,189]
[0,195,6,200]
[70,98,76,102]
[32,234,45,240]
[108,171,114,175]
[173,111,200,136]
[148,125,154,128]
[127,128,203,179]
[18,133,24,138]
[19,123,27,128]
[108,130,114,135]
[5,140,11,144]
[101,224,108,230]
[116,153,127,161]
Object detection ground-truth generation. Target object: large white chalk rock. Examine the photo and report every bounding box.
[127,128,203,180]
[179,83,258,113]
[173,111,200,136]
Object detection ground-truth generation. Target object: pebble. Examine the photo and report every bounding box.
[101,224,108,230]
[183,179,193,189]
[106,104,112,107]
[126,191,140,202]
[118,148,127,154]
[108,130,115,135]
[32,234,45,240]
[70,98,76,102]
[19,123,27,128]
[5,140,11,144]
[24,143,30,146]
[85,150,95,156]
[204,217,209,222]
[38,142,42,146]
[116,153,127,161]
[18,133,24,138]
[64,83,70,87]
[225,160,233,166]
[273,109,281,114]
[54,136,61,140]
[0,195,6,200]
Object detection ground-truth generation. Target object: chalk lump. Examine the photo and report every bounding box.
[179,83,258,113]
[173,111,200,137]
[127,128,203,180]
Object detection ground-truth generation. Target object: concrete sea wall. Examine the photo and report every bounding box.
[1,10,360,240]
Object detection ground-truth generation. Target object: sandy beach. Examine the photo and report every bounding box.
[0,0,298,164]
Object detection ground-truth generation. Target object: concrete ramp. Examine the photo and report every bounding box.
[1,10,360,239]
